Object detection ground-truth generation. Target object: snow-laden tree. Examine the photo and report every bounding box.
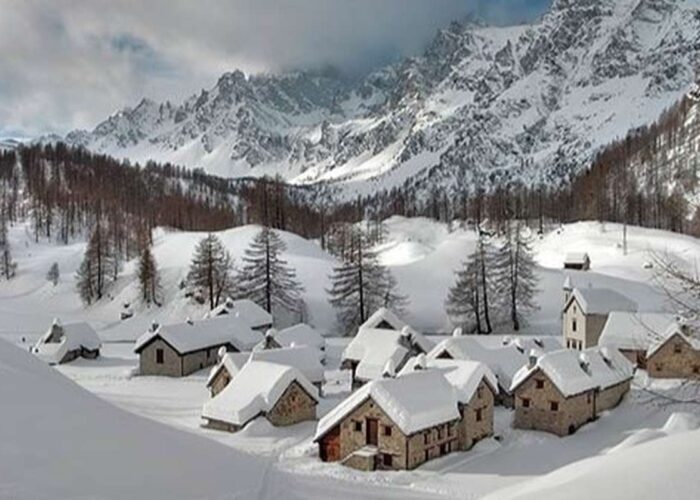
[0,214,16,280]
[493,223,539,331]
[187,234,236,310]
[327,227,407,334]
[138,246,161,306]
[445,230,495,334]
[46,262,60,286]
[76,224,119,305]
[239,227,304,315]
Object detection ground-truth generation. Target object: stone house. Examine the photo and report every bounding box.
[202,361,318,432]
[341,308,433,387]
[206,351,251,397]
[33,319,101,365]
[646,325,700,379]
[205,298,273,331]
[134,315,262,377]
[315,364,496,472]
[429,333,561,407]
[564,252,590,270]
[598,312,679,367]
[562,287,637,350]
[510,347,633,436]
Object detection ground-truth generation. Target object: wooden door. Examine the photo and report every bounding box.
[366,418,379,446]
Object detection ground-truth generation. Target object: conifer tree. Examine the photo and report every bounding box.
[327,227,407,333]
[138,246,161,306]
[187,234,235,310]
[493,223,539,331]
[47,262,60,286]
[0,214,16,280]
[75,223,118,305]
[239,227,304,315]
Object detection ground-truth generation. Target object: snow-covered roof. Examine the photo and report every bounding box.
[646,324,700,358]
[33,320,101,364]
[134,315,262,354]
[249,346,324,384]
[202,361,318,427]
[399,357,498,404]
[206,352,251,387]
[564,252,590,264]
[429,336,561,392]
[314,370,460,441]
[510,347,634,397]
[342,324,433,382]
[205,298,272,329]
[565,288,637,315]
[268,324,325,351]
[599,312,678,351]
[360,307,407,331]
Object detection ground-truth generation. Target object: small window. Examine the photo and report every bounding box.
[586,393,592,404]
[674,344,683,354]
[354,421,362,432]
[384,425,392,436]
[476,408,483,422]
[655,363,663,371]
[477,387,483,399]
[535,379,544,389]
[156,348,164,364]
[522,398,530,408]
[693,366,700,374]
[438,427,443,439]
[572,319,577,332]
[423,432,429,445]
[382,453,392,467]
[550,401,559,412]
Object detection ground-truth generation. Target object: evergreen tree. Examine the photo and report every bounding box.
[138,246,161,306]
[445,230,495,334]
[327,228,407,333]
[493,223,539,331]
[46,262,60,286]
[239,227,304,315]
[0,214,16,280]
[187,234,235,310]
[75,223,119,305]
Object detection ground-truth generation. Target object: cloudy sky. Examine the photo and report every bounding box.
[0,0,550,137]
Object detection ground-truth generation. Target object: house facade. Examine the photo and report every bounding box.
[202,361,318,432]
[598,312,678,368]
[646,330,700,379]
[562,288,637,350]
[511,347,633,436]
[33,320,101,365]
[564,253,590,270]
[138,337,234,377]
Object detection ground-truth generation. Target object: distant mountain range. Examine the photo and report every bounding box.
[54,0,700,195]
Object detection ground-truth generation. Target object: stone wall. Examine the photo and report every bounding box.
[209,369,232,397]
[647,335,700,379]
[267,381,317,426]
[513,369,595,436]
[181,345,223,376]
[459,379,495,450]
[139,339,182,377]
[203,418,241,433]
[597,379,631,412]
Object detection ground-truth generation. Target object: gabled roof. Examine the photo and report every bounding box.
[361,307,406,331]
[510,347,634,397]
[33,320,101,364]
[205,298,272,329]
[599,312,678,351]
[429,335,561,391]
[564,288,637,315]
[398,357,498,404]
[266,324,325,351]
[646,324,700,357]
[206,352,251,387]
[249,346,324,384]
[134,315,262,355]
[564,252,590,264]
[202,361,318,427]
[342,324,433,382]
[314,370,460,441]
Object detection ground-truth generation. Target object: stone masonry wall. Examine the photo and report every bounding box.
[647,335,700,379]
[267,381,317,426]
[139,339,182,377]
[459,379,495,450]
[596,379,631,412]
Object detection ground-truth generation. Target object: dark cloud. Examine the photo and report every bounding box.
[0,0,551,136]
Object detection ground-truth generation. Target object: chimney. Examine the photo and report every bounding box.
[264,329,277,349]
[579,353,590,373]
[414,353,427,371]
[382,359,396,378]
[528,349,538,369]
[150,321,160,332]
[217,346,228,361]
[186,317,193,325]
[452,327,463,338]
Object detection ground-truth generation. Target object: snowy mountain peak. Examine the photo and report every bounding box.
[56,0,700,192]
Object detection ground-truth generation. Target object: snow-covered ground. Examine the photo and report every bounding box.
[3,217,700,499]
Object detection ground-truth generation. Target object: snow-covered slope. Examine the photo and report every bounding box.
[1,217,695,341]
[59,0,700,194]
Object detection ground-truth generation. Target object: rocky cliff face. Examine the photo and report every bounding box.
[61,0,700,195]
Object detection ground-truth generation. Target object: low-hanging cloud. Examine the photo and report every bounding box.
[0,0,550,136]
